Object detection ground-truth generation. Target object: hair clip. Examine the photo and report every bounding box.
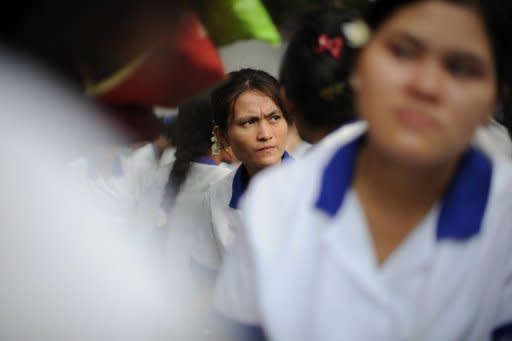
[315,34,344,60]
[342,19,371,48]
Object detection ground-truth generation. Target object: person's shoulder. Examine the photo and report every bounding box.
[191,162,232,179]
[474,121,512,159]
[208,167,236,189]
[250,121,367,197]
[490,156,512,205]
[159,146,175,165]
[205,167,236,202]
[477,156,512,245]
[317,120,368,150]
[131,143,154,159]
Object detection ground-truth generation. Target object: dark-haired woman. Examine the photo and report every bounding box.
[192,68,291,271]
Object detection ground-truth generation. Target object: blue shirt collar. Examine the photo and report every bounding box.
[315,136,493,241]
[195,156,217,166]
[229,151,292,209]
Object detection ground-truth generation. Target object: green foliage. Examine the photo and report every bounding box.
[194,0,281,46]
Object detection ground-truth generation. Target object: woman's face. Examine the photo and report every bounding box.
[221,90,288,176]
[353,1,497,165]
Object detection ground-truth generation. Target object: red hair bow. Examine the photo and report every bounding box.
[315,34,343,60]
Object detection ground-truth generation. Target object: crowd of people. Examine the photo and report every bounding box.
[1,0,512,340]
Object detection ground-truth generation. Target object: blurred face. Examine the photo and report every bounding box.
[220,90,288,176]
[353,1,497,165]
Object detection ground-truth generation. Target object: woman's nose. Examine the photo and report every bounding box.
[406,59,443,103]
[257,121,273,141]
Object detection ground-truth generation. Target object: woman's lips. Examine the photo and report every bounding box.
[396,109,438,131]
[256,146,276,153]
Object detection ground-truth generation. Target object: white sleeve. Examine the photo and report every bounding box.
[492,256,512,340]
[213,198,261,325]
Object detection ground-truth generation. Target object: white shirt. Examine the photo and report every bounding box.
[474,120,512,159]
[214,125,512,341]
[194,153,293,271]
[66,150,139,232]
[164,161,231,275]
[66,143,176,235]
[192,166,248,271]
[160,161,230,337]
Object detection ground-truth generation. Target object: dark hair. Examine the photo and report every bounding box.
[211,68,289,136]
[279,6,359,130]
[364,0,512,109]
[162,90,214,209]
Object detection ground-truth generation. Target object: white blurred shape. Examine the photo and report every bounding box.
[0,51,176,340]
[474,120,512,159]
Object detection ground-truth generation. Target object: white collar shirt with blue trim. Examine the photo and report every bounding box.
[193,164,254,271]
[205,168,243,260]
[214,123,512,341]
[194,154,293,271]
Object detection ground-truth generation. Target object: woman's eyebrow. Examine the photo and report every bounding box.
[390,30,490,67]
[264,110,281,118]
[389,31,425,50]
[235,114,260,121]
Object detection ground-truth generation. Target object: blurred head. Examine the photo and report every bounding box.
[0,0,188,85]
[352,0,511,165]
[279,7,359,143]
[211,68,290,177]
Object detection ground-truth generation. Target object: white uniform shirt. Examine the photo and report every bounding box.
[214,126,512,341]
[66,150,138,232]
[192,164,257,272]
[194,153,293,270]
[474,120,512,159]
[129,143,175,232]
[164,160,231,272]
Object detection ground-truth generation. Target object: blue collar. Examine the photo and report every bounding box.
[195,156,217,166]
[315,137,492,241]
[229,151,292,209]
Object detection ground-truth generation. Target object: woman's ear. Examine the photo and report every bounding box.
[214,125,229,149]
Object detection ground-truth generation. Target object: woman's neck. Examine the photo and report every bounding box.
[354,141,460,266]
[245,164,259,181]
[355,142,458,211]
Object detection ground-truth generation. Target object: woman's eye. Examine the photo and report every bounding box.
[241,118,257,126]
[389,42,417,60]
[269,114,282,122]
[445,58,484,79]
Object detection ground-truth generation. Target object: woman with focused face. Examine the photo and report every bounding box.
[221,89,289,177]
[213,1,512,340]
[191,68,291,271]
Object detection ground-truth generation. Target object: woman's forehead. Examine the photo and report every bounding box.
[233,90,278,114]
[375,1,492,57]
